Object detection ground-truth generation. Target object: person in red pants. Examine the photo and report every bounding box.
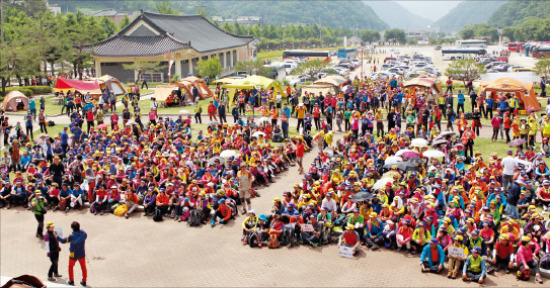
[57,221,88,286]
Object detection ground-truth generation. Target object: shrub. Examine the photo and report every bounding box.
[0,86,51,97]
[27,86,52,94]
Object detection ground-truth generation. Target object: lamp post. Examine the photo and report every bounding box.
[497,26,503,47]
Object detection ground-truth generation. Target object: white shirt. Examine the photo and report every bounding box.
[501,156,517,175]
[321,198,337,212]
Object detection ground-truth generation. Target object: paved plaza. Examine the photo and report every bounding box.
[0,142,542,287]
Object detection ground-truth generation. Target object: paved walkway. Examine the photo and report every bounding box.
[0,131,542,287]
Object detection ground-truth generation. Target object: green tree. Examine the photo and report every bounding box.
[234,60,270,76]
[156,0,177,15]
[359,30,380,43]
[122,62,163,83]
[534,58,550,77]
[119,15,131,30]
[195,56,222,79]
[384,29,406,44]
[292,59,329,78]
[444,57,485,87]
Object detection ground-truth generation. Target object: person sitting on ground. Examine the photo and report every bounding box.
[69,182,83,211]
[338,224,361,256]
[516,235,544,284]
[242,209,258,243]
[462,247,487,283]
[447,235,469,279]
[211,199,232,227]
[92,185,108,215]
[124,189,139,219]
[143,187,157,216]
[419,238,445,273]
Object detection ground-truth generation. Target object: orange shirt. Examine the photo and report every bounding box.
[156,193,169,205]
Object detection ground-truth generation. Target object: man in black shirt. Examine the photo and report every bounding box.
[48,156,65,187]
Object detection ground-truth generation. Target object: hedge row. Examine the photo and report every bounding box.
[0,86,52,97]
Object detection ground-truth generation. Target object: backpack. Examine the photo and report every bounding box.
[48,121,55,127]
[267,233,280,248]
[114,204,128,216]
[517,267,530,281]
[247,231,260,248]
[89,203,97,214]
[153,208,163,222]
[187,209,201,227]
[540,253,550,270]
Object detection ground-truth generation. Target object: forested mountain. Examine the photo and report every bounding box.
[489,0,550,27]
[434,0,506,31]
[364,0,432,30]
[51,0,388,30]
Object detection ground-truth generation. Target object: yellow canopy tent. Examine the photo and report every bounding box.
[300,85,335,97]
[220,75,286,105]
[478,77,540,112]
[313,75,347,87]
[152,85,176,102]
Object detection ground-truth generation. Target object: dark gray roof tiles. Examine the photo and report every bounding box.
[92,11,254,57]
[91,35,189,57]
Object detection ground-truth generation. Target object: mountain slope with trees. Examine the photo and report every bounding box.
[434,0,506,32]
[489,0,550,27]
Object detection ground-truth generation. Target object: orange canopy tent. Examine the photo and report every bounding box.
[478,77,540,112]
[171,76,213,100]
[403,77,442,93]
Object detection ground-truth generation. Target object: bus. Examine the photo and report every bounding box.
[282,50,330,61]
[337,48,357,59]
[507,42,523,52]
[532,46,550,58]
[441,48,487,61]
[455,39,487,49]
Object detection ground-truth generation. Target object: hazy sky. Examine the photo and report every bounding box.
[395,0,463,21]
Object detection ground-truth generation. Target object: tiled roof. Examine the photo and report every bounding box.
[91,35,189,57]
[91,11,254,57]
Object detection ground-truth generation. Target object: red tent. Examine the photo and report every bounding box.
[54,78,102,95]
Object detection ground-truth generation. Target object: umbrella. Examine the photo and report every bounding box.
[252,131,266,138]
[384,156,403,165]
[373,178,394,190]
[383,161,420,171]
[509,138,526,147]
[83,103,95,111]
[208,121,219,127]
[395,149,419,158]
[408,157,427,165]
[438,131,456,137]
[97,124,109,130]
[125,120,135,126]
[220,150,236,159]
[411,138,429,148]
[258,117,270,124]
[453,143,464,149]
[423,150,446,158]
[382,170,401,179]
[207,157,224,166]
[350,191,374,202]
[431,139,448,146]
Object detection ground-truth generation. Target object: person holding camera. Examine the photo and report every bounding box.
[31,190,47,239]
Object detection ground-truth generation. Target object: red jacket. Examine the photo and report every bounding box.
[217,204,231,221]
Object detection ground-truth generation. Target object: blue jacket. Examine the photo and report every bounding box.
[463,255,486,277]
[58,230,87,259]
[420,244,445,266]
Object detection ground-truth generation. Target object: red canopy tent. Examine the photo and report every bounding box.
[54,78,102,96]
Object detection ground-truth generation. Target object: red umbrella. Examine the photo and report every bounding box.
[97,123,109,130]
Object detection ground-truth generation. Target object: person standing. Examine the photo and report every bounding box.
[29,97,37,122]
[25,111,34,140]
[194,101,203,124]
[141,74,148,89]
[38,110,48,134]
[218,102,227,125]
[237,163,254,215]
[57,221,87,287]
[44,221,62,282]
[456,90,465,115]
[31,190,47,239]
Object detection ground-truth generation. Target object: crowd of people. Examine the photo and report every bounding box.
[3,63,550,285]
